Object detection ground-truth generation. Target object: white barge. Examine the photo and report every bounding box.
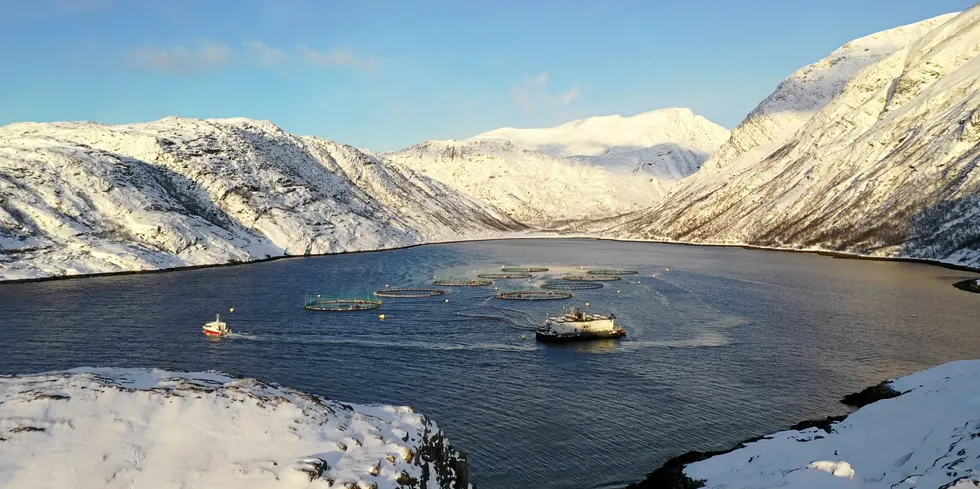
[536,307,626,343]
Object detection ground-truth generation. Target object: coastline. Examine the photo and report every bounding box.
[3,233,978,285]
[623,371,930,488]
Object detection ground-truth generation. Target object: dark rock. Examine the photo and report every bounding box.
[10,426,45,433]
[953,279,980,294]
[841,381,901,407]
[939,476,980,488]
[789,415,847,433]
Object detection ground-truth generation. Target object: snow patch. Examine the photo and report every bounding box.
[682,359,980,489]
[0,367,469,489]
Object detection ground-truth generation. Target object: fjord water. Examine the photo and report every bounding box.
[1,239,978,488]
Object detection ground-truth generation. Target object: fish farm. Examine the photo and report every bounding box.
[477,272,533,279]
[497,290,573,301]
[373,288,446,298]
[540,280,604,290]
[587,268,639,276]
[500,266,549,273]
[563,274,622,282]
[304,296,383,311]
[433,278,494,287]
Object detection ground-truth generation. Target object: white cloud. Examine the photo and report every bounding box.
[512,72,583,116]
[298,46,379,72]
[126,41,233,75]
[389,104,405,117]
[242,40,290,66]
[125,41,378,76]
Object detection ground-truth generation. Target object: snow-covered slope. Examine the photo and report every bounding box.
[633,360,980,489]
[0,368,469,489]
[0,118,523,281]
[474,107,729,177]
[702,12,957,173]
[616,8,980,268]
[383,138,673,224]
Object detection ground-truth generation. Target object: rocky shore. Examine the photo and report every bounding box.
[627,360,979,488]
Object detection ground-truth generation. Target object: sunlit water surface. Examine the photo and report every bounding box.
[2,239,978,488]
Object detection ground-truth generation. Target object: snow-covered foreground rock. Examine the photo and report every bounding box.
[630,360,980,489]
[0,118,523,281]
[0,368,469,489]
[614,7,980,268]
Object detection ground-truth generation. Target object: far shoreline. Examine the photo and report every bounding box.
[1,234,978,286]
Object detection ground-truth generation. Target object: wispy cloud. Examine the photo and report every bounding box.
[389,104,405,118]
[512,71,583,116]
[124,41,378,76]
[126,41,233,75]
[241,40,290,67]
[298,46,379,72]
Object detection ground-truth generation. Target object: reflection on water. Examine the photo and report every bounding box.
[1,238,978,489]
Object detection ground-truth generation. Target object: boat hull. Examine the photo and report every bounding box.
[535,329,626,343]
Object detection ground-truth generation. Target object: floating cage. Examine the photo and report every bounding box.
[587,268,639,276]
[432,278,493,287]
[477,272,533,279]
[373,288,446,298]
[500,266,549,273]
[497,290,572,301]
[564,274,621,282]
[304,296,383,312]
[540,280,604,290]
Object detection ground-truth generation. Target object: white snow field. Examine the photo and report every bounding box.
[384,108,729,224]
[615,7,980,268]
[681,359,980,489]
[0,368,469,489]
[0,117,522,281]
[474,107,729,177]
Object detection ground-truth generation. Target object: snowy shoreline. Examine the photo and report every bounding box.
[627,360,980,488]
[0,368,471,489]
[3,234,977,286]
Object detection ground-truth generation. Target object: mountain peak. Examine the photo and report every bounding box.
[472,107,726,159]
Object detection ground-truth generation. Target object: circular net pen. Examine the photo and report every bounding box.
[432,278,494,287]
[564,274,621,282]
[497,290,573,301]
[374,288,445,298]
[477,272,532,279]
[540,280,604,290]
[587,268,639,276]
[500,266,549,273]
[304,297,383,312]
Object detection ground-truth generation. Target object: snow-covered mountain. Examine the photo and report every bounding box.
[383,138,671,225]
[382,109,727,225]
[0,368,469,489]
[0,117,523,280]
[474,107,729,177]
[702,12,957,174]
[614,8,980,268]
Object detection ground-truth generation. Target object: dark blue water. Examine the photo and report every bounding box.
[1,239,978,488]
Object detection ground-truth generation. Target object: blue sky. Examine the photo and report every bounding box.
[0,0,973,151]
